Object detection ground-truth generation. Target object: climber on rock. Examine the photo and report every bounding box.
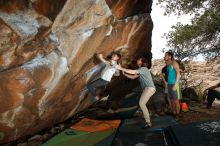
[116,56,156,128]
[87,52,121,102]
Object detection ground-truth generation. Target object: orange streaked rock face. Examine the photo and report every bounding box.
[106,0,152,19]
[0,0,153,144]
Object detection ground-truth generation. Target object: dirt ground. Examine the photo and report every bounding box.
[178,101,220,124]
[12,100,220,146]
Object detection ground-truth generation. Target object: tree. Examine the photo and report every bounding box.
[158,0,220,60]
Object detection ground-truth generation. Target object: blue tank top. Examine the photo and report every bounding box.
[167,65,176,84]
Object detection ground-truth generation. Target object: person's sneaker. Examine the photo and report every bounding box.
[142,123,152,129]
[107,108,114,113]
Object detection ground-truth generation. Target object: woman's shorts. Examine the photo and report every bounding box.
[168,84,181,100]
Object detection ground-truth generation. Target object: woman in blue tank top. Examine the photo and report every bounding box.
[164,52,181,118]
[167,65,177,84]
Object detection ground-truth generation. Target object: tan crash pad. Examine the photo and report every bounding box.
[70,118,121,132]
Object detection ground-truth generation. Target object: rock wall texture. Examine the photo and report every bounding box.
[0,0,153,144]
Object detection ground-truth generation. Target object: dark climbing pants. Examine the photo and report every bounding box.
[207,90,220,107]
[87,78,109,101]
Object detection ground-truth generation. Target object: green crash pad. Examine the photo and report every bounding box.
[43,128,114,146]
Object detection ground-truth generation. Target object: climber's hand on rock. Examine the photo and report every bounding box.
[97,53,103,59]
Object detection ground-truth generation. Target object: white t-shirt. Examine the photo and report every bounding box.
[101,60,118,82]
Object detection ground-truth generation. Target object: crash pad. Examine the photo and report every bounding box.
[43,128,115,146]
[119,115,177,133]
[112,116,177,146]
[70,118,121,132]
[168,119,220,146]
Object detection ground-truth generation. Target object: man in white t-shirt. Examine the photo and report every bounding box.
[87,52,121,102]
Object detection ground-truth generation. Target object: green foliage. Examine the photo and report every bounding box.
[158,0,220,60]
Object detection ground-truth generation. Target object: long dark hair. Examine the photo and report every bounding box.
[106,52,121,64]
[165,51,174,60]
[137,57,148,67]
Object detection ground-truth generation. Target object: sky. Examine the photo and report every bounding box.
[151,0,191,60]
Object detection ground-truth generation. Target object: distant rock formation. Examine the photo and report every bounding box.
[151,59,220,95]
[0,0,153,144]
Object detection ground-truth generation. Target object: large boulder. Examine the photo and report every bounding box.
[0,0,153,144]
